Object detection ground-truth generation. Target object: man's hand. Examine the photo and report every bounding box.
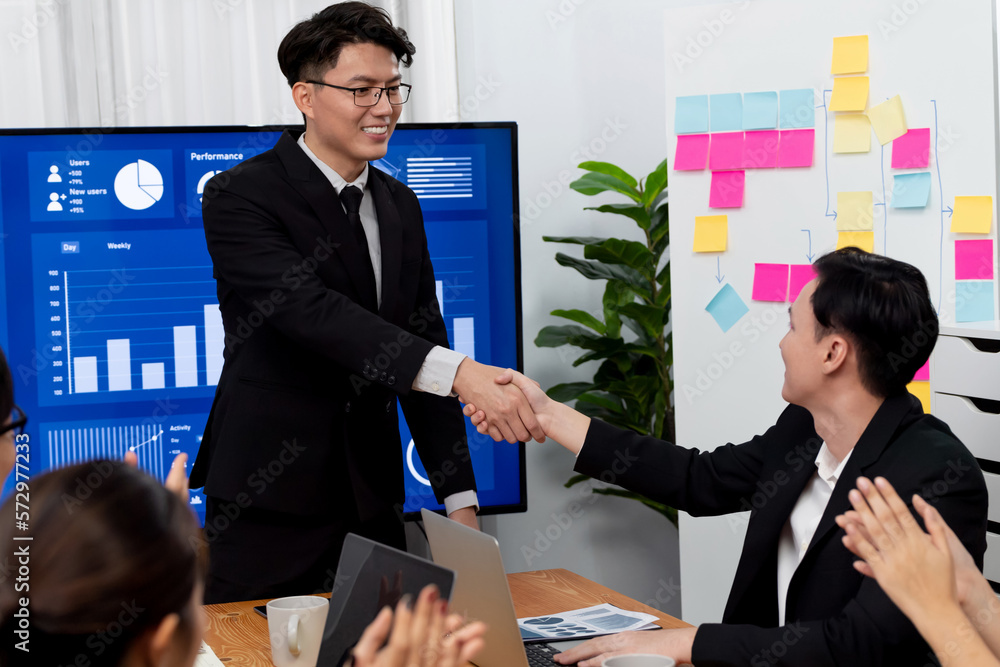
[448,506,479,531]
[553,627,697,667]
[463,370,548,441]
[452,359,544,443]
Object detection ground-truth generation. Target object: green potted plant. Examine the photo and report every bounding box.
[536,159,676,525]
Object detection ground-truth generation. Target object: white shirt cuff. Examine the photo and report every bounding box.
[412,345,467,396]
[444,490,480,515]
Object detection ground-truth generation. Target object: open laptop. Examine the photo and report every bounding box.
[316,533,457,666]
[421,509,584,667]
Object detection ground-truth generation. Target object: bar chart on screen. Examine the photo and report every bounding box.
[31,230,222,407]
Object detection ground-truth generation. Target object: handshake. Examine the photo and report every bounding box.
[452,360,591,453]
[452,360,550,443]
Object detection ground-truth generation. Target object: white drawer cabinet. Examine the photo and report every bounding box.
[932,323,1000,585]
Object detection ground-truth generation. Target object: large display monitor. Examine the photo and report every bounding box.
[0,123,526,521]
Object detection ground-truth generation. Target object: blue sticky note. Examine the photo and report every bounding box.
[891,172,932,208]
[706,283,750,332]
[710,93,743,132]
[676,95,709,134]
[780,89,815,129]
[743,92,778,130]
[956,281,996,322]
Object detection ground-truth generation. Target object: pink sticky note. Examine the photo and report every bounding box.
[742,130,779,168]
[789,264,817,301]
[955,239,995,280]
[913,360,930,382]
[752,263,790,302]
[778,129,815,167]
[892,128,930,169]
[709,132,744,170]
[673,134,710,170]
[709,170,746,208]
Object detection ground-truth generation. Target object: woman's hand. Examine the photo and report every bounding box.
[349,584,486,667]
[835,476,956,622]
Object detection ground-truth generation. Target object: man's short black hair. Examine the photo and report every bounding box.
[811,247,938,398]
[277,2,415,87]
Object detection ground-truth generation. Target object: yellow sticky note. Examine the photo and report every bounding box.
[907,381,931,413]
[829,76,869,111]
[837,231,875,253]
[693,215,727,252]
[833,113,871,153]
[832,35,868,74]
[951,196,994,234]
[867,95,907,145]
[837,191,874,231]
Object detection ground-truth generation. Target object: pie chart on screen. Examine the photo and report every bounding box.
[114,159,164,210]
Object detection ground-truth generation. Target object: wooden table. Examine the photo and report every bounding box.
[203,568,691,665]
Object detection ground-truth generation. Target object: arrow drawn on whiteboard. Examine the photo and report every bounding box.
[715,257,725,283]
[932,99,945,313]
[879,139,889,254]
[801,229,814,262]
[821,89,837,220]
[942,205,953,217]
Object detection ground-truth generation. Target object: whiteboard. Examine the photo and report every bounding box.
[664,0,999,623]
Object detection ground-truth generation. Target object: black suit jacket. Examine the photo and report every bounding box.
[575,393,987,666]
[191,130,476,520]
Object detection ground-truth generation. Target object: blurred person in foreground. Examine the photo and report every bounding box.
[465,247,988,666]
[838,475,1000,667]
[0,346,485,666]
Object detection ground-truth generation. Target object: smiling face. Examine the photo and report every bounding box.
[778,280,829,407]
[293,42,402,182]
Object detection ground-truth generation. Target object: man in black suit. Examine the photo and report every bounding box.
[465,248,988,666]
[191,2,542,603]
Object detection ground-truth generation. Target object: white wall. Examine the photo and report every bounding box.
[453,0,728,619]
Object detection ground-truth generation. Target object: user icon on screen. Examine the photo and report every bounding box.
[47,193,63,211]
[47,165,62,182]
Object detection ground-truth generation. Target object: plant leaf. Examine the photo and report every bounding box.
[575,391,625,414]
[546,381,595,402]
[543,235,609,246]
[641,158,669,206]
[570,172,642,202]
[551,309,606,334]
[534,324,600,348]
[554,254,651,299]
[564,473,592,489]
[619,303,668,338]
[584,203,652,229]
[578,161,638,188]
[583,239,654,278]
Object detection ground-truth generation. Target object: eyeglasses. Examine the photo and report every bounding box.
[305,81,411,107]
[0,405,27,438]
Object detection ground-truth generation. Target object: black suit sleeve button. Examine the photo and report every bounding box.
[380,372,388,382]
[387,375,396,386]
[345,402,351,413]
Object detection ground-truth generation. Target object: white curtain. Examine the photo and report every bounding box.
[0,0,459,128]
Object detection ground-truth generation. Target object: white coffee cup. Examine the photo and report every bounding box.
[602,655,676,667]
[266,595,330,667]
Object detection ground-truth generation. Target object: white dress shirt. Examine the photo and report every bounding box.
[776,442,853,625]
[297,134,477,514]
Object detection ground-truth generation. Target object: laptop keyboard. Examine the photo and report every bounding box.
[525,642,575,666]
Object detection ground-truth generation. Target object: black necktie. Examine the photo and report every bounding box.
[339,185,377,307]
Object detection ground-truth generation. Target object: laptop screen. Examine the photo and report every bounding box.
[316,533,456,666]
